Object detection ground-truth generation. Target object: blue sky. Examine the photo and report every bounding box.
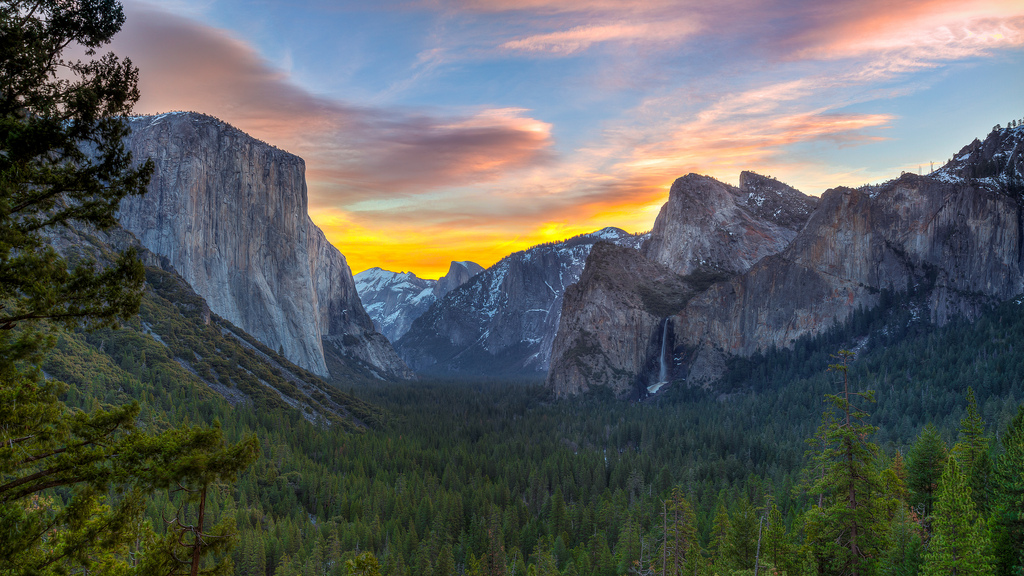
[114,0,1024,277]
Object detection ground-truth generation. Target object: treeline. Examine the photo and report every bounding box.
[44,275,1024,576]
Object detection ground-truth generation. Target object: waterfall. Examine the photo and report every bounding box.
[658,318,669,384]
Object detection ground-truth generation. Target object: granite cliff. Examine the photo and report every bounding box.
[397,228,646,377]
[119,112,412,380]
[643,171,817,275]
[548,124,1024,395]
[354,261,484,342]
[547,173,815,397]
[678,126,1024,386]
[546,242,703,397]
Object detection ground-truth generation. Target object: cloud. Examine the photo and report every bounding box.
[500,20,697,54]
[305,107,554,198]
[114,2,554,205]
[450,0,689,14]
[780,0,1024,61]
[108,0,1024,277]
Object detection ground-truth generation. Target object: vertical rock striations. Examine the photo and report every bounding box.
[547,173,815,397]
[549,124,1024,395]
[354,261,484,343]
[119,112,412,380]
[547,242,699,397]
[397,228,646,377]
[677,170,1024,386]
[642,172,818,275]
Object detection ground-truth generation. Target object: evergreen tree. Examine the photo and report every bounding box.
[763,502,793,575]
[616,515,643,574]
[908,424,949,519]
[804,351,890,576]
[0,1,256,573]
[486,508,508,576]
[953,388,993,515]
[435,542,457,576]
[879,506,924,576]
[992,404,1024,576]
[533,540,559,576]
[725,498,758,571]
[922,458,993,576]
[709,499,732,573]
[346,551,383,576]
[658,488,698,576]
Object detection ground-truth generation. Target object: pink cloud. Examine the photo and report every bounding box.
[782,0,1024,61]
[499,20,698,54]
[113,3,554,205]
[451,0,692,14]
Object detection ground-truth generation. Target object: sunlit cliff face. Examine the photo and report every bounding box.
[116,0,1024,278]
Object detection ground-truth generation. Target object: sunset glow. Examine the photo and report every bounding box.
[113,0,1024,278]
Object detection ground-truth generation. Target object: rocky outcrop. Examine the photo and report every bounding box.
[434,261,485,300]
[119,112,412,380]
[677,168,1024,386]
[550,126,1024,395]
[547,173,815,396]
[354,261,484,342]
[547,242,702,398]
[935,122,1024,186]
[397,228,646,377]
[642,172,817,275]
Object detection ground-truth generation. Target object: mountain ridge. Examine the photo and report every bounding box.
[548,123,1024,396]
[548,172,814,397]
[396,227,647,377]
[354,261,484,343]
[118,111,413,381]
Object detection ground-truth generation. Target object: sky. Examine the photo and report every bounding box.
[110,0,1024,278]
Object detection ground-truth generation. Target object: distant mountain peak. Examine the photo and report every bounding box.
[354,260,483,343]
[932,122,1024,188]
[395,228,649,377]
[120,112,412,381]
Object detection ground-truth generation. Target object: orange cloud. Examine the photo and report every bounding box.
[780,0,1024,61]
[452,0,694,13]
[500,20,698,54]
[114,4,555,206]
[108,0,1024,279]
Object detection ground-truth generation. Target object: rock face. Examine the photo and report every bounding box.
[936,123,1024,185]
[547,173,814,396]
[354,261,484,343]
[549,125,1024,395]
[678,166,1024,385]
[119,112,412,380]
[642,172,818,275]
[434,261,485,300]
[397,228,646,377]
[547,242,701,397]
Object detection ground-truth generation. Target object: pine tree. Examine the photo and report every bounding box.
[908,423,948,519]
[878,506,924,576]
[658,488,698,576]
[346,551,384,576]
[709,499,732,573]
[615,515,643,574]
[804,351,890,576]
[486,508,508,576]
[435,542,457,576]
[725,498,758,571]
[762,502,792,575]
[953,388,993,515]
[922,458,993,576]
[0,1,257,573]
[991,404,1024,576]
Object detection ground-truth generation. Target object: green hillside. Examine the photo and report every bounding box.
[42,249,1024,575]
